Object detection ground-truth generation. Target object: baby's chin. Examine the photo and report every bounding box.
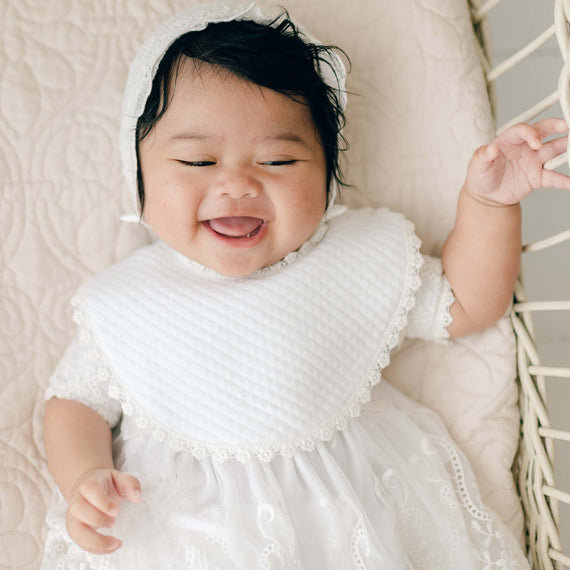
[187,249,281,278]
[189,238,301,278]
[161,232,304,277]
[206,254,281,278]
[210,262,262,278]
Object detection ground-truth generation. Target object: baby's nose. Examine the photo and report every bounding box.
[213,170,262,199]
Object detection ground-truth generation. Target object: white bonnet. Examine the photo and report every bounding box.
[119,1,347,221]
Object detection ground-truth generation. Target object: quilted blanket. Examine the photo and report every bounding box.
[0,0,523,567]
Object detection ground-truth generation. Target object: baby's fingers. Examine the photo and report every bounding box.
[539,134,568,164]
[66,512,122,554]
[111,471,142,503]
[468,143,500,173]
[541,168,570,190]
[79,475,121,518]
[68,494,116,529]
[501,118,568,148]
[501,122,544,149]
[530,117,568,139]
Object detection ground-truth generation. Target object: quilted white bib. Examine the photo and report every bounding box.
[76,209,422,461]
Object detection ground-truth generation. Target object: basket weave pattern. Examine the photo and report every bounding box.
[470,1,570,568]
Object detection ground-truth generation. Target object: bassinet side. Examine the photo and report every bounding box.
[469,1,570,568]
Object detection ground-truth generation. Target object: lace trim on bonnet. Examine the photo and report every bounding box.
[67,215,423,463]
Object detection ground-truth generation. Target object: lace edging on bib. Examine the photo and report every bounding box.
[69,216,422,463]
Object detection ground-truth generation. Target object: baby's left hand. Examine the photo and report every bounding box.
[464,118,570,206]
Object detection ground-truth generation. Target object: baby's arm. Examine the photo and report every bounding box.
[442,118,570,338]
[44,398,141,554]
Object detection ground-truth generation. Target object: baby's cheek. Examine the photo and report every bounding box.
[305,186,327,220]
[296,195,326,240]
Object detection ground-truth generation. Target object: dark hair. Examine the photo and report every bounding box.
[135,13,349,213]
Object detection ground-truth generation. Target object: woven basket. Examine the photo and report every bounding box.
[469,1,570,568]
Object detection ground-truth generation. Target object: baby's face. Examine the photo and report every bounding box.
[138,61,328,277]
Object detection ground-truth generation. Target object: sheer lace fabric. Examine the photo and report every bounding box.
[42,382,528,569]
[45,333,122,427]
[405,255,454,342]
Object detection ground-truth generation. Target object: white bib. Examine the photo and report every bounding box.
[77,209,422,461]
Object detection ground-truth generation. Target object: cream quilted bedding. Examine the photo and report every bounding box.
[0,0,524,567]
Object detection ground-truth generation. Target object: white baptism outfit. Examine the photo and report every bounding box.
[41,3,530,569]
[41,208,529,569]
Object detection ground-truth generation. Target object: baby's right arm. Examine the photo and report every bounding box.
[44,398,141,554]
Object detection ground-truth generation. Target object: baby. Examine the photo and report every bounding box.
[42,3,569,569]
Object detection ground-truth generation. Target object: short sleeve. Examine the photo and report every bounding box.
[46,331,123,428]
[405,255,455,341]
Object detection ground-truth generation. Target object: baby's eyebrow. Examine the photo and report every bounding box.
[257,133,310,147]
[168,131,311,147]
[168,132,221,143]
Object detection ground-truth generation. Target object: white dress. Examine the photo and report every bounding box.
[41,209,530,569]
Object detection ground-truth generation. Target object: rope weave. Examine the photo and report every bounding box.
[469,1,570,568]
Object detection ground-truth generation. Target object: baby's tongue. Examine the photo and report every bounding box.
[208,217,262,237]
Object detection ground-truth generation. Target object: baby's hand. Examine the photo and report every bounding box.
[464,118,570,206]
[65,468,141,554]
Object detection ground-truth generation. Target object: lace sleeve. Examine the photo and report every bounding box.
[405,255,455,341]
[46,330,123,428]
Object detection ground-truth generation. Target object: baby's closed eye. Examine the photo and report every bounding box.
[176,160,216,167]
[261,159,298,166]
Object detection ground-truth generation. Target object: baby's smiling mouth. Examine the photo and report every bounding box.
[205,217,266,239]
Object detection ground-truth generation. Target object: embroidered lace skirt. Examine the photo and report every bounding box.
[41,381,529,569]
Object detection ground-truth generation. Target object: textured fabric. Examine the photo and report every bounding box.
[44,215,454,439]
[45,249,455,440]
[63,209,422,460]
